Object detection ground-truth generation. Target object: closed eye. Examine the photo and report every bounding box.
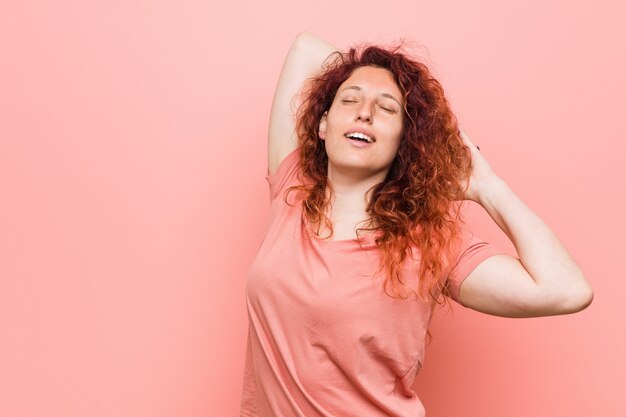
[342,99,396,113]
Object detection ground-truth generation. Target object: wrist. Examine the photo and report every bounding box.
[475,174,509,207]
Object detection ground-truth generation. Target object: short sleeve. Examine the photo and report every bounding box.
[445,228,506,307]
[265,146,301,202]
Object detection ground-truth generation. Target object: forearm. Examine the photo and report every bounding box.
[286,31,339,112]
[477,175,593,304]
[294,31,340,74]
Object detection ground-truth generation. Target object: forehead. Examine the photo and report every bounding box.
[339,66,402,97]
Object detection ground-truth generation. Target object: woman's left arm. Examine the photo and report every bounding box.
[454,129,594,318]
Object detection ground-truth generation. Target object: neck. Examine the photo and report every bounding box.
[325,164,387,221]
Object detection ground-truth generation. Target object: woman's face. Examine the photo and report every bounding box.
[318,65,404,180]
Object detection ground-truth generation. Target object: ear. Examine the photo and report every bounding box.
[318,111,328,140]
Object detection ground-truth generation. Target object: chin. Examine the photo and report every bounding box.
[327,154,367,168]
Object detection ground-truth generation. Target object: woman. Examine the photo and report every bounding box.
[240,31,593,417]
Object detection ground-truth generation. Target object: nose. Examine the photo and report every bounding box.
[356,102,372,123]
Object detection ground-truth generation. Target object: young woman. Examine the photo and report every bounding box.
[240,31,593,417]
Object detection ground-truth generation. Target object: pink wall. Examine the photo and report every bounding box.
[1,1,623,416]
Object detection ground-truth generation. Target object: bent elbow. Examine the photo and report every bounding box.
[560,283,594,314]
[578,287,594,310]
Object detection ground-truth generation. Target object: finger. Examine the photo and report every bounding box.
[458,128,472,146]
[458,128,480,152]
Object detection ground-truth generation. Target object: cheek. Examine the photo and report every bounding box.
[386,137,403,159]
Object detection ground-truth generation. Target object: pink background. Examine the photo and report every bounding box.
[1,1,623,416]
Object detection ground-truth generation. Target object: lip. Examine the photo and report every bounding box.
[343,128,376,142]
[346,136,373,148]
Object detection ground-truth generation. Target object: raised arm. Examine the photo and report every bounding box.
[454,130,594,318]
[268,31,339,176]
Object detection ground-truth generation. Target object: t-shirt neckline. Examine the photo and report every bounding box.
[302,215,379,247]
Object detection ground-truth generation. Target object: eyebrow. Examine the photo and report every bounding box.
[339,85,402,106]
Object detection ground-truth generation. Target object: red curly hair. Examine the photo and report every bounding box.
[285,41,475,321]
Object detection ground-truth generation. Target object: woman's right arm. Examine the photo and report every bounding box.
[267,31,339,176]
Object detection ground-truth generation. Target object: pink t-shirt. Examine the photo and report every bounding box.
[240,147,504,417]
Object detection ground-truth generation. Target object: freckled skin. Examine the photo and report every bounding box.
[315,66,405,240]
[318,66,405,183]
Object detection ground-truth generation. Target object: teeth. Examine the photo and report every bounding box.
[345,132,373,143]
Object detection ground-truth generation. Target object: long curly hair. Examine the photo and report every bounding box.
[285,41,475,325]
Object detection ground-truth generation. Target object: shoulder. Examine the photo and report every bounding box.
[266,146,302,201]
